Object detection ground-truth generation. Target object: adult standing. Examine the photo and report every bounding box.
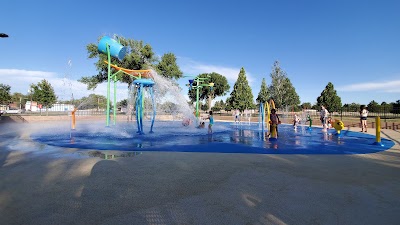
[320,105,329,130]
[360,106,368,132]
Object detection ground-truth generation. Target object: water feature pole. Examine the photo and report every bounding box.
[113,69,117,125]
[71,108,77,130]
[188,76,214,122]
[196,82,200,117]
[149,87,156,133]
[97,36,127,127]
[106,43,111,126]
[374,116,384,146]
[259,103,265,130]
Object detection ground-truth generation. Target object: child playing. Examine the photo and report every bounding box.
[327,117,332,129]
[269,109,281,137]
[197,121,205,128]
[182,118,192,126]
[234,109,240,124]
[207,111,214,134]
[293,114,300,129]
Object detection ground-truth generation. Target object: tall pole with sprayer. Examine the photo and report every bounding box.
[187,75,214,122]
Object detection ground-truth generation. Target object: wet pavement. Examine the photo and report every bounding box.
[0,122,399,225]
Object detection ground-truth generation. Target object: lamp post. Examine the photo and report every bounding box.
[0,33,9,38]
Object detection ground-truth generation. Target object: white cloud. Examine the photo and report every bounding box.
[0,69,130,102]
[178,57,255,84]
[0,69,55,78]
[338,80,400,93]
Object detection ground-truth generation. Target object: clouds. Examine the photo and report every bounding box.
[178,57,255,84]
[0,69,129,101]
[0,69,55,78]
[338,80,400,93]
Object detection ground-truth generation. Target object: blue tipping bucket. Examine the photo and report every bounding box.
[98,36,127,61]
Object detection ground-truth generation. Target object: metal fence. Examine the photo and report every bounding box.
[337,107,400,120]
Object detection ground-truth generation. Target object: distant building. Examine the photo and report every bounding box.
[25,101,74,112]
[0,104,7,111]
[25,101,38,112]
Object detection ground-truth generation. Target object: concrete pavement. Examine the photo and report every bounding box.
[0,124,399,225]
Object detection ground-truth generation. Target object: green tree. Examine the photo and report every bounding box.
[343,103,361,112]
[211,100,225,112]
[381,101,392,114]
[316,82,342,112]
[301,102,312,109]
[367,100,380,112]
[256,78,269,103]
[80,36,155,90]
[155,53,183,79]
[188,72,230,111]
[31,80,57,114]
[390,100,400,114]
[77,94,108,110]
[80,35,182,90]
[218,99,226,109]
[268,61,300,108]
[227,67,254,112]
[118,99,128,108]
[159,101,178,114]
[200,101,208,112]
[311,104,319,110]
[0,83,11,104]
[224,97,232,112]
[282,77,301,107]
[11,92,27,110]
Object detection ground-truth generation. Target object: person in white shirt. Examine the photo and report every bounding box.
[234,109,240,124]
[320,105,329,130]
[293,114,300,129]
[360,106,368,132]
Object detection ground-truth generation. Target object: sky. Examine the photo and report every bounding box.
[1,0,399,106]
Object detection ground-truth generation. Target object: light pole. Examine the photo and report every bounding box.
[0,33,8,38]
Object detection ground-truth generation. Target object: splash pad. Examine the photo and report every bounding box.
[39,35,394,156]
[31,121,394,154]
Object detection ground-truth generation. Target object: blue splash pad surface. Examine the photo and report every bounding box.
[31,121,394,154]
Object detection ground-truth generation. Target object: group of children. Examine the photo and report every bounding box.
[292,105,333,131]
[293,105,368,132]
[182,105,369,136]
[182,111,214,134]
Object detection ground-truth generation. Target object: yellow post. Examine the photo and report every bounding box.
[373,116,384,146]
[265,102,270,129]
[375,116,381,143]
[71,108,77,130]
[270,124,277,138]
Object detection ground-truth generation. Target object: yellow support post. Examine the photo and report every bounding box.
[265,102,270,129]
[374,116,384,146]
[376,116,380,142]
